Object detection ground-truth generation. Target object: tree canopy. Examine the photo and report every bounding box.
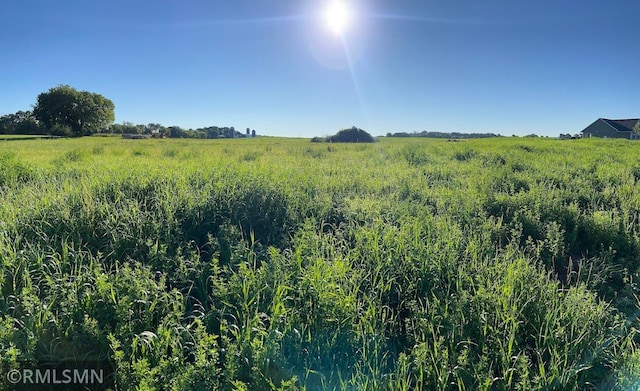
[0,111,41,134]
[33,85,115,136]
[318,126,376,143]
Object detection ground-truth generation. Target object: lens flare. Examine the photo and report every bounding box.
[324,1,351,36]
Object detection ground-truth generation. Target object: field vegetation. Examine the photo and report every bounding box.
[1,136,640,390]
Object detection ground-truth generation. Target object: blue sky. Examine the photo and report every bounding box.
[1,0,639,137]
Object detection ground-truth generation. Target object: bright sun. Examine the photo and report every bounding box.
[324,1,352,36]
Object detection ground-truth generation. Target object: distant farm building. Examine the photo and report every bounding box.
[581,118,640,139]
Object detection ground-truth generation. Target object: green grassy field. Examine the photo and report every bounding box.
[1,136,640,390]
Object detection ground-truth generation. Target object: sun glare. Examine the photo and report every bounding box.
[324,1,352,36]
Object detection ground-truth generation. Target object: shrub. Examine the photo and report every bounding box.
[324,126,376,143]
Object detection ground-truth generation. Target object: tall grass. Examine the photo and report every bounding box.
[0,136,639,389]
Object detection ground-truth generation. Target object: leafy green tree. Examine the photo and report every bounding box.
[326,126,376,143]
[33,85,115,136]
[0,115,10,134]
[634,121,640,134]
[168,126,186,138]
[110,122,141,134]
[0,111,41,134]
[204,126,221,139]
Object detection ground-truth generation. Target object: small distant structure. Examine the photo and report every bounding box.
[241,128,257,138]
[151,129,163,139]
[581,118,640,139]
[122,133,150,139]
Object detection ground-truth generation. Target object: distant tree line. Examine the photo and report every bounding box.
[0,85,258,139]
[0,111,41,135]
[386,131,502,139]
[103,123,252,139]
[0,113,252,139]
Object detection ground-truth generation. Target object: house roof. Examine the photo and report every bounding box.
[601,118,640,132]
